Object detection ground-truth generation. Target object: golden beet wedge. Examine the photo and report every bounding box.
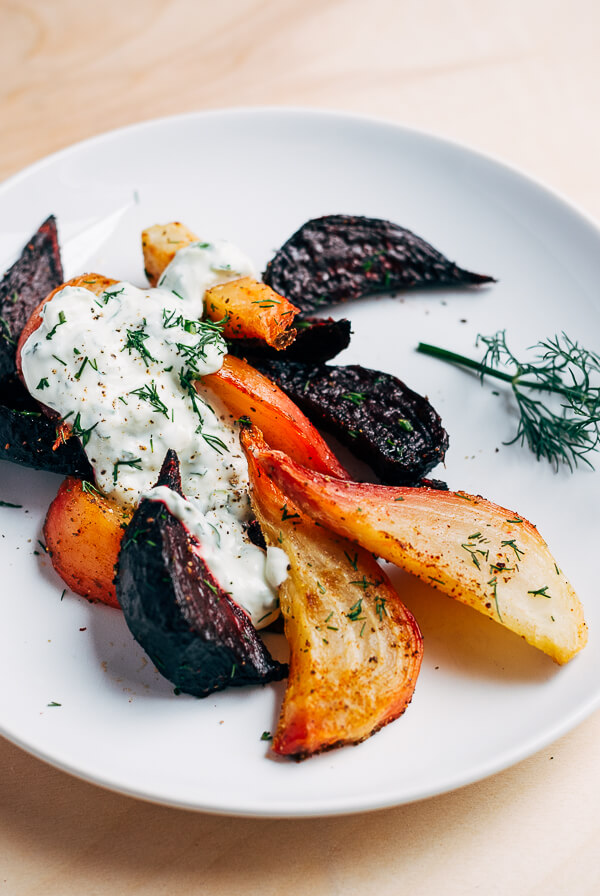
[249,442,587,665]
[242,427,423,759]
[44,477,132,609]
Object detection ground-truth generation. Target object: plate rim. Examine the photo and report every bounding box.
[2,675,598,818]
[3,103,600,243]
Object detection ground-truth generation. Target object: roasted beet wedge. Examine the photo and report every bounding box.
[263,214,495,312]
[0,375,91,476]
[249,360,448,485]
[228,317,352,364]
[0,216,63,379]
[115,450,287,696]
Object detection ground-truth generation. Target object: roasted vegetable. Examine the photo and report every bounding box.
[250,443,587,665]
[242,427,422,758]
[263,214,495,312]
[0,217,79,473]
[204,277,298,349]
[0,375,91,476]
[44,477,131,608]
[115,450,287,696]
[10,274,118,473]
[204,354,349,479]
[19,346,352,610]
[142,222,198,286]
[229,316,352,364]
[249,360,448,485]
[0,216,63,380]
[143,222,300,350]
[15,273,117,382]
[143,221,355,360]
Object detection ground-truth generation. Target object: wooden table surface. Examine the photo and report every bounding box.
[1,1,599,893]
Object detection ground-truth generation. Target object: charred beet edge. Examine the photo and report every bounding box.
[229,317,352,364]
[251,360,449,486]
[0,217,87,476]
[115,450,287,697]
[263,214,495,313]
[0,375,92,477]
[0,216,63,379]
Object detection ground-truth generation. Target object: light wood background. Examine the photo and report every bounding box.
[1,1,600,893]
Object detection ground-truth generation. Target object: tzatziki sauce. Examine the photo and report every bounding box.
[20,240,289,627]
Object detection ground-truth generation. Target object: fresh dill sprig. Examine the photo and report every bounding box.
[102,286,125,303]
[163,308,226,338]
[0,316,15,345]
[202,433,230,454]
[179,367,204,425]
[130,380,169,418]
[417,331,600,471]
[45,310,66,340]
[122,325,157,366]
[74,355,98,380]
[343,392,366,406]
[70,412,99,448]
[113,457,143,484]
[175,323,227,371]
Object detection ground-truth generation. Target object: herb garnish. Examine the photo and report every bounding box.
[45,311,66,340]
[74,355,98,380]
[343,550,359,571]
[501,539,524,560]
[70,412,98,448]
[281,504,300,521]
[343,392,366,405]
[102,286,125,303]
[113,457,143,484]
[528,586,551,598]
[130,380,169,418]
[461,541,488,569]
[202,433,229,454]
[488,576,501,620]
[375,596,388,620]
[346,598,364,621]
[174,321,227,370]
[0,316,14,345]
[179,367,203,424]
[123,326,157,365]
[349,575,381,591]
[417,331,600,470]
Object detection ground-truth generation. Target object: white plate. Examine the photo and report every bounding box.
[0,108,599,817]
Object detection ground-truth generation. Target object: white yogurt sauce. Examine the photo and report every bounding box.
[20,240,288,627]
[158,240,256,297]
